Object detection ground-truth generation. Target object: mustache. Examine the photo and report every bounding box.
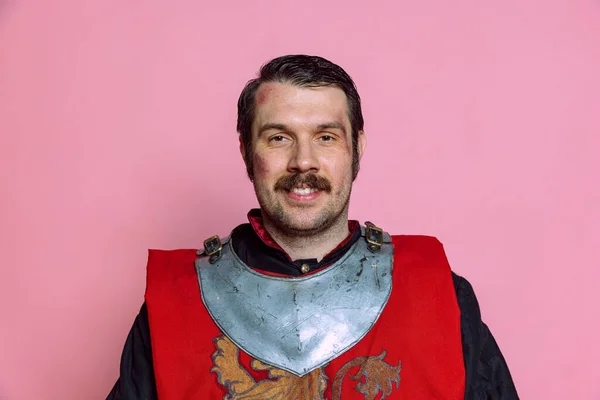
[274,173,332,192]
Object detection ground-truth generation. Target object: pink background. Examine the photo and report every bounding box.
[1,0,599,398]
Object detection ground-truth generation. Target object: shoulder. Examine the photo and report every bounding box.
[146,249,199,275]
[147,248,198,256]
[147,248,198,261]
[389,235,449,265]
[451,272,482,318]
[390,234,442,249]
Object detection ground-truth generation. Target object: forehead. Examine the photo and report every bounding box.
[253,82,350,130]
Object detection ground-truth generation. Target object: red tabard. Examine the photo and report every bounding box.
[145,235,465,399]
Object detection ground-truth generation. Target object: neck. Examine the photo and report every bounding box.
[262,211,350,262]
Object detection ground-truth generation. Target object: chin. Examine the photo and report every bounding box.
[279,209,340,235]
[280,216,320,232]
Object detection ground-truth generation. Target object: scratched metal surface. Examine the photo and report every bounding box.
[196,234,394,376]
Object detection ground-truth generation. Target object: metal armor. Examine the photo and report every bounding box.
[195,225,394,376]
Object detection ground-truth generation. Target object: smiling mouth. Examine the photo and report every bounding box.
[289,185,319,195]
[274,173,332,195]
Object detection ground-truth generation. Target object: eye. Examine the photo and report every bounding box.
[319,134,336,142]
[269,135,290,143]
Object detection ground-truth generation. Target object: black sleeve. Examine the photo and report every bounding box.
[106,303,158,400]
[452,273,519,400]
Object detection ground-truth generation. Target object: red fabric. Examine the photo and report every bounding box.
[145,236,465,399]
[247,210,284,251]
[144,250,227,399]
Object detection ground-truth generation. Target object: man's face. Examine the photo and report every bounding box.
[244,81,365,236]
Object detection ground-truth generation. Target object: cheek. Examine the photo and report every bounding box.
[322,153,353,178]
[252,154,273,179]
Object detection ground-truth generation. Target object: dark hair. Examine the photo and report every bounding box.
[237,54,364,180]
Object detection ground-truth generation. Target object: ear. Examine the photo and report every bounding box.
[357,130,367,161]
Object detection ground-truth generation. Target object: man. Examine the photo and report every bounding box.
[108,55,518,399]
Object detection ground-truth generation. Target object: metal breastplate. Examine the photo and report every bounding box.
[195,231,394,376]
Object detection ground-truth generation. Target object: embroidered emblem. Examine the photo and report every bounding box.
[332,350,401,399]
[211,335,401,399]
[211,335,327,399]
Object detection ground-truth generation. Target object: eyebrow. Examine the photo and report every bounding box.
[258,122,347,136]
[316,122,347,135]
[258,123,288,136]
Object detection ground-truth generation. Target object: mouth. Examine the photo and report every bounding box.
[289,184,319,196]
[286,184,322,201]
[274,173,331,202]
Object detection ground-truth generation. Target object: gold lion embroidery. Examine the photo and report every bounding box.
[211,335,327,399]
[211,335,401,399]
[332,351,401,400]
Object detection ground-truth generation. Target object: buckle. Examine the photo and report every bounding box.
[203,235,223,263]
[365,222,384,253]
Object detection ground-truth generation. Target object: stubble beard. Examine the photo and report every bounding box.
[254,176,353,238]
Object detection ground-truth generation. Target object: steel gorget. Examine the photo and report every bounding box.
[195,230,394,376]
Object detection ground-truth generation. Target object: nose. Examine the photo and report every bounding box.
[288,137,320,173]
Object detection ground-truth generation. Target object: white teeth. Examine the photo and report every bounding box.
[291,187,318,195]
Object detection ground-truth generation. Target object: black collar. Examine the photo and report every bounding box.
[231,223,362,276]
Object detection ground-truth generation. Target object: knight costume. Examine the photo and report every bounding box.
[108,210,519,399]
